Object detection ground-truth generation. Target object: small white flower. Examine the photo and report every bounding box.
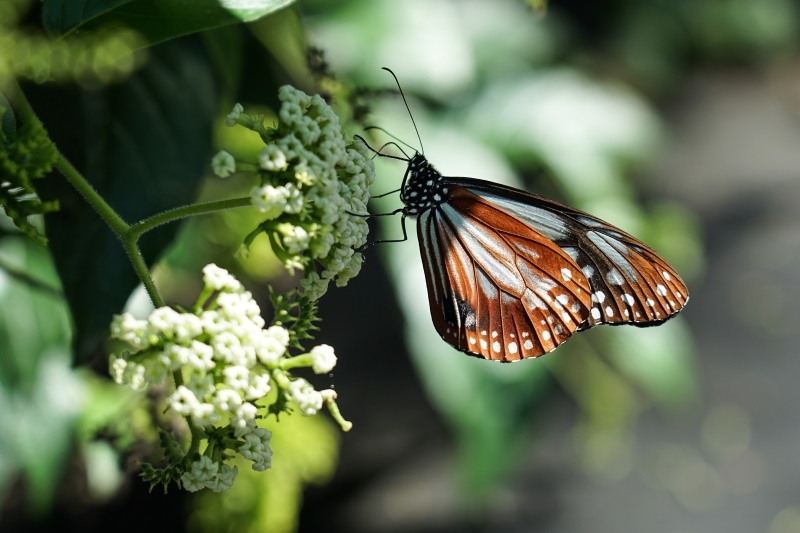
[186,373,215,400]
[212,150,237,178]
[203,264,242,292]
[283,183,304,214]
[191,455,219,480]
[186,340,215,371]
[165,343,191,367]
[168,386,200,415]
[288,378,323,416]
[213,389,243,412]
[148,307,182,336]
[225,103,244,127]
[254,335,285,365]
[266,325,290,346]
[279,223,310,254]
[110,313,150,350]
[143,355,170,383]
[234,402,258,421]
[259,144,288,171]
[123,362,146,390]
[181,471,206,492]
[251,184,289,218]
[245,372,271,400]
[109,357,127,384]
[309,344,337,374]
[209,464,238,492]
[299,271,329,301]
[191,402,220,427]
[213,332,245,364]
[223,365,250,391]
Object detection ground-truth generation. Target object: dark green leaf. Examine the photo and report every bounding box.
[0,92,17,143]
[39,39,217,363]
[43,0,295,46]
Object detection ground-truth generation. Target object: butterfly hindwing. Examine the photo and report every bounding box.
[417,185,592,361]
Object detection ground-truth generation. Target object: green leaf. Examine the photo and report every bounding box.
[38,39,217,362]
[0,92,16,143]
[42,0,295,46]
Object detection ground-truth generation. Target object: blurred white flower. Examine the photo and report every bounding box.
[211,150,236,178]
[309,344,337,374]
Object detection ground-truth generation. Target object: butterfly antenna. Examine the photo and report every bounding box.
[353,135,408,162]
[364,126,418,155]
[382,67,424,155]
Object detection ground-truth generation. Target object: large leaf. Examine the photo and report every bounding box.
[42,0,295,46]
[38,39,217,363]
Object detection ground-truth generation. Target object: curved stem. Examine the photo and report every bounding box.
[128,196,252,241]
[122,239,164,307]
[55,153,131,237]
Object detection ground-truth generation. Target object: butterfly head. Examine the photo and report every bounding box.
[402,154,448,217]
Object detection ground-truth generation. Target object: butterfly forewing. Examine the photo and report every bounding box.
[417,185,593,361]
[454,179,689,330]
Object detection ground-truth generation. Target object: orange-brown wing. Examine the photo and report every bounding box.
[455,179,689,329]
[417,186,592,361]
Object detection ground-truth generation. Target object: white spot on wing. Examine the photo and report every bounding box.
[582,265,595,277]
[657,284,667,296]
[508,342,518,354]
[591,291,605,303]
[542,331,551,341]
[663,271,671,281]
[469,337,476,344]
[591,308,601,320]
[556,295,569,305]
[480,339,488,350]
[492,341,501,353]
[561,268,572,281]
[646,298,655,307]
[524,340,533,350]
[622,294,634,305]
[605,306,614,316]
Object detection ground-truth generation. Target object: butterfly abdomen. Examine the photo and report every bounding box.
[403,154,449,217]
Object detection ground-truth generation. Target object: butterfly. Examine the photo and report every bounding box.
[360,69,689,362]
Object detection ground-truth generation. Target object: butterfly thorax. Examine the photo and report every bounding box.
[402,154,449,218]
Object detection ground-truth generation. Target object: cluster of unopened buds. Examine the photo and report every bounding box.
[109,264,350,492]
[211,85,375,301]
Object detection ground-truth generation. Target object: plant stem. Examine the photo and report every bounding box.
[55,153,131,237]
[122,239,164,307]
[128,197,252,240]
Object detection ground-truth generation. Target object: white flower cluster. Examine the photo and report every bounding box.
[108,264,349,491]
[215,86,375,301]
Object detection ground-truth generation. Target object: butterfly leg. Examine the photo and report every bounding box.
[358,214,408,251]
[370,188,401,199]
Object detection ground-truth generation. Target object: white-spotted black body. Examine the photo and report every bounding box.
[402,154,449,218]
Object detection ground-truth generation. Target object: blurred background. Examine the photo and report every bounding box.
[3,0,800,531]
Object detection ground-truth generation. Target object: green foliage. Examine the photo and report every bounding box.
[0,237,77,513]
[38,40,217,362]
[0,93,59,245]
[42,0,296,47]
[187,409,338,533]
[268,287,321,350]
[139,428,192,493]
